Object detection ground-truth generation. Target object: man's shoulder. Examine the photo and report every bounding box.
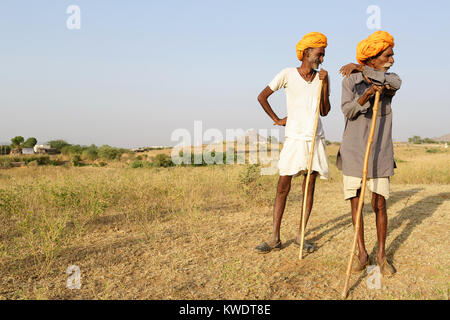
[342,72,364,86]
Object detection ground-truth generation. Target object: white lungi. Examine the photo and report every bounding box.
[278,137,329,179]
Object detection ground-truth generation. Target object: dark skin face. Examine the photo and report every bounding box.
[339,46,396,105]
[366,46,395,72]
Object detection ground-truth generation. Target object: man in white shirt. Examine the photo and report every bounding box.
[254,32,331,254]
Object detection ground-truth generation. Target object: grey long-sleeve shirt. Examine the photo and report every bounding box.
[336,66,402,178]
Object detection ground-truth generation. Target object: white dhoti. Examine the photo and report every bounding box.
[278,137,329,179]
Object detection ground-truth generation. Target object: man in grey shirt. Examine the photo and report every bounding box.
[337,31,401,276]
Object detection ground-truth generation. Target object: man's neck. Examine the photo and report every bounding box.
[299,62,314,74]
[366,64,384,72]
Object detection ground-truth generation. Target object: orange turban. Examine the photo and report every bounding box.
[356,30,394,65]
[296,32,327,61]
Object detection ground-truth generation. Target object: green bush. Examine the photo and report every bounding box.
[239,164,260,185]
[130,160,153,168]
[408,136,438,144]
[131,160,144,168]
[21,156,50,165]
[81,146,98,161]
[238,164,264,201]
[0,145,11,155]
[49,159,64,166]
[0,157,12,168]
[37,156,50,165]
[152,154,175,167]
[98,145,129,160]
[49,139,72,151]
[176,150,237,166]
[72,155,82,166]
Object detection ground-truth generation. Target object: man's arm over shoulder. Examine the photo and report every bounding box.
[341,74,371,120]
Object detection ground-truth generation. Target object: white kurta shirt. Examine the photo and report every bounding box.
[268,67,325,141]
[268,67,330,179]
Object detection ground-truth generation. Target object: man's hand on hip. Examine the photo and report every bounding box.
[273,117,287,126]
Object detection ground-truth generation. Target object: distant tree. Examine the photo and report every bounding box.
[422,138,437,144]
[0,145,11,155]
[10,136,24,149]
[23,137,38,148]
[48,139,72,151]
[408,136,423,144]
[408,136,437,144]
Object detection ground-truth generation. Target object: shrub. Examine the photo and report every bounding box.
[22,156,50,165]
[81,147,98,161]
[239,164,260,185]
[98,145,128,160]
[238,164,264,202]
[72,155,82,166]
[27,160,39,167]
[0,157,12,168]
[48,139,72,151]
[131,160,144,168]
[152,154,175,167]
[0,145,11,155]
[408,136,438,144]
[37,156,50,165]
[49,159,63,166]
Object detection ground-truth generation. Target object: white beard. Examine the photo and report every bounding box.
[383,62,392,71]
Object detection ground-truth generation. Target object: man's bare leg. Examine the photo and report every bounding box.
[267,175,293,246]
[350,189,369,264]
[371,193,387,262]
[295,171,318,243]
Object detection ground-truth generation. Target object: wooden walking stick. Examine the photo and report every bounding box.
[299,79,323,260]
[342,90,381,298]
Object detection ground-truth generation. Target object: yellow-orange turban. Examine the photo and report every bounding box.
[356,30,394,65]
[296,32,327,61]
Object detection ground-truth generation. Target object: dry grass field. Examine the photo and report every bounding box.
[0,143,448,300]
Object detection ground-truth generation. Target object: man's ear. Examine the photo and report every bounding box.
[302,48,311,61]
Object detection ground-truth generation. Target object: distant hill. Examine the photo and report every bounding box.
[432,134,450,142]
[209,128,268,146]
[237,128,267,144]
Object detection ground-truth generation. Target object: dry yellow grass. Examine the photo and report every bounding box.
[0,144,448,299]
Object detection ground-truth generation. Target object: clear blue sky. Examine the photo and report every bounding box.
[1,0,449,148]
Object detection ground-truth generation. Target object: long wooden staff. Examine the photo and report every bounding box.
[299,79,323,260]
[342,91,381,298]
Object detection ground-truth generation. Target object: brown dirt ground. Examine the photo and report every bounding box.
[0,143,448,300]
[1,182,448,300]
